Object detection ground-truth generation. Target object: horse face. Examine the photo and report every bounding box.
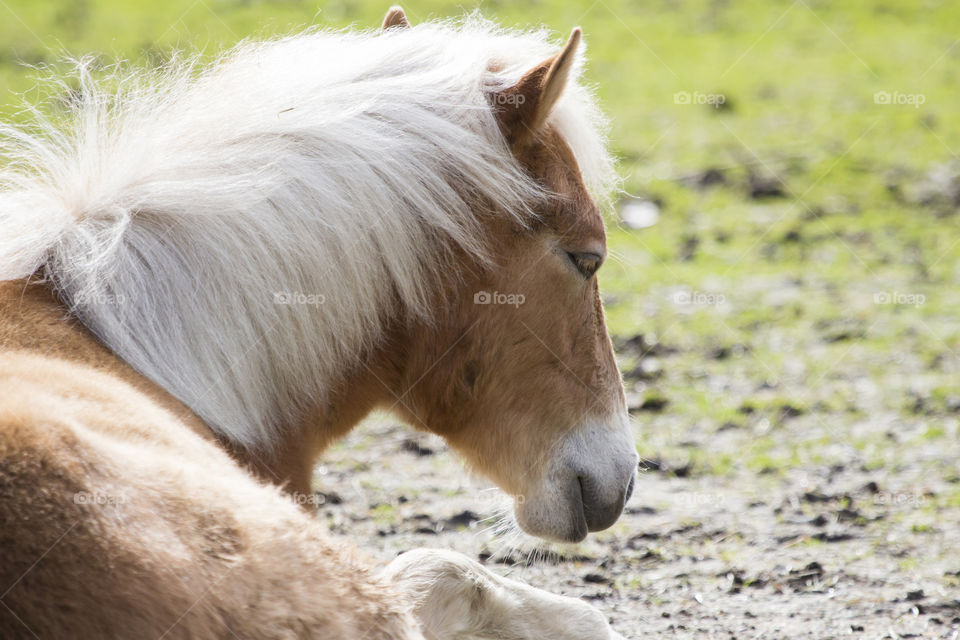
[471,130,637,543]
[393,29,637,543]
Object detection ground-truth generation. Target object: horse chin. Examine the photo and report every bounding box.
[514,487,589,543]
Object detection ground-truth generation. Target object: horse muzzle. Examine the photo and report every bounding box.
[514,417,638,543]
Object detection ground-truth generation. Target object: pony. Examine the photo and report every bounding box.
[0,7,638,638]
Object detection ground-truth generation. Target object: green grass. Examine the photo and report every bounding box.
[2,0,958,480]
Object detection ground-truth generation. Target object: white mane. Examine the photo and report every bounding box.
[0,17,615,449]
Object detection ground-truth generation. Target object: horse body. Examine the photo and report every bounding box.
[1,10,635,638]
[0,290,420,638]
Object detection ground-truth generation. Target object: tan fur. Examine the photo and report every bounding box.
[251,48,621,498]
[0,281,211,441]
[239,123,619,503]
[222,122,619,506]
[375,128,619,495]
[0,13,624,636]
[381,6,411,30]
[0,348,421,639]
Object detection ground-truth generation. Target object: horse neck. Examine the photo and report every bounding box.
[0,278,429,495]
[237,320,415,495]
[0,279,213,443]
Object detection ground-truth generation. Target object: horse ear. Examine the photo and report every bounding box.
[490,27,581,149]
[381,6,410,30]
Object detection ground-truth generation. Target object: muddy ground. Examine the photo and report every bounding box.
[309,398,960,639]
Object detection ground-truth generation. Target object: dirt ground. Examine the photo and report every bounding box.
[311,407,959,640]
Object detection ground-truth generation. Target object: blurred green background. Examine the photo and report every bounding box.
[1,0,958,495]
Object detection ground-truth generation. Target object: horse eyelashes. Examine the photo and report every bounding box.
[567,252,601,278]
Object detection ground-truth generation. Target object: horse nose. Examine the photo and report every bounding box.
[578,464,636,532]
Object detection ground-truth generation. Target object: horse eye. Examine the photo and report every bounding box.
[566,251,602,278]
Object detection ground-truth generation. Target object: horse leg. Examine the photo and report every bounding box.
[382,548,624,640]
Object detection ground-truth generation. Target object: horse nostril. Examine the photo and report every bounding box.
[576,474,591,514]
[577,471,633,533]
[623,473,636,505]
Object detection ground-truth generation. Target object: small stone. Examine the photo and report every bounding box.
[441,510,479,530]
[809,514,828,527]
[620,199,660,229]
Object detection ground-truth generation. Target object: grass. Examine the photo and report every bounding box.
[1,0,958,483]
